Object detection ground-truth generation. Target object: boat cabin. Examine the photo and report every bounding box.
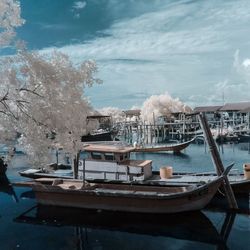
[79,144,152,181]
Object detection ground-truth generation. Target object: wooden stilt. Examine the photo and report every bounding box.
[198,113,238,209]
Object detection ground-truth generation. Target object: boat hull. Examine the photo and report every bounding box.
[32,178,222,214]
[133,137,195,153]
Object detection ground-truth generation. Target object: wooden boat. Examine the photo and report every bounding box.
[14,175,224,214]
[133,137,196,153]
[81,130,113,142]
[153,169,250,195]
[19,142,250,195]
[238,133,250,142]
[19,167,250,195]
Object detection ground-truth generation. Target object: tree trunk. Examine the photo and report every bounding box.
[72,151,80,179]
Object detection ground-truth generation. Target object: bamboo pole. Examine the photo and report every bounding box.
[198,113,238,209]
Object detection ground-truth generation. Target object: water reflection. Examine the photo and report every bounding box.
[14,205,232,249]
[0,174,18,202]
[207,193,250,215]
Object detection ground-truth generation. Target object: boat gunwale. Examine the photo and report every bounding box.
[31,176,223,200]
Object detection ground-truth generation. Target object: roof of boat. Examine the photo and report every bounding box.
[83,143,135,153]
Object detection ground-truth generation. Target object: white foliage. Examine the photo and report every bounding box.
[98,107,125,123]
[141,92,192,124]
[0,50,101,165]
[0,114,17,145]
[0,0,25,47]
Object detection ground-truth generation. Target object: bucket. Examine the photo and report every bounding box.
[160,166,173,179]
[243,163,250,180]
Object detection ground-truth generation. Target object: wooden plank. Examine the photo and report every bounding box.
[198,113,238,209]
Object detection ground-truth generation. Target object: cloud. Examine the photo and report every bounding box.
[72,1,87,18]
[72,1,87,10]
[40,0,250,109]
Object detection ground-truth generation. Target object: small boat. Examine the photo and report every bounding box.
[153,169,250,195]
[14,175,223,214]
[133,137,196,153]
[19,142,249,195]
[81,130,113,142]
[238,133,250,142]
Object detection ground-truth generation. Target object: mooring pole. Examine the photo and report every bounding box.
[198,113,238,209]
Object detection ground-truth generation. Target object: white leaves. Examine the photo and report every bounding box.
[0,0,25,47]
[0,49,101,165]
[141,92,192,124]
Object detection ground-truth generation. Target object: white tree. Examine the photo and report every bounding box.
[0,1,102,178]
[98,107,125,124]
[0,50,101,177]
[0,0,24,47]
[141,92,192,124]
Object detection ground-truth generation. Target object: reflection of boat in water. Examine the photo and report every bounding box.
[0,174,18,202]
[206,193,250,215]
[14,205,226,246]
[133,137,196,153]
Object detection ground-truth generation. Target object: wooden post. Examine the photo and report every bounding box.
[82,158,86,187]
[198,113,238,209]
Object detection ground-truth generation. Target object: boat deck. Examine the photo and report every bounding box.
[147,173,246,185]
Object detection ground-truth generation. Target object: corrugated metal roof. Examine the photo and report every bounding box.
[238,107,250,113]
[219,102,250,111]
[193,106,223,113]
[123,109,141,116]
[87,115,111,119]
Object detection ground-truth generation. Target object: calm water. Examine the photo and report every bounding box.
[0,142,250,250]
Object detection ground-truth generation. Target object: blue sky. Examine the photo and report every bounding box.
[5,0,250,108]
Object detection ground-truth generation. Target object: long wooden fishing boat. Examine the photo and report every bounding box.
[19,142,250,195]
[133,137,196,153]
[18,168,250,195]
[153,170,250,195]
[15,175,223,214]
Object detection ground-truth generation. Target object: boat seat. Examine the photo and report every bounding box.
[52,179,63,186]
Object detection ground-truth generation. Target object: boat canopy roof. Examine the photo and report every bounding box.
[83,144,135,154]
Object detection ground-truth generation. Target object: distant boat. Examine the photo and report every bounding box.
[238,133,250,142]
[81,130,113,142]
[133,137,196,153]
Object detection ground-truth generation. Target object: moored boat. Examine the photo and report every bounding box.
[14,175,223,214]
[133,137,196,153]
[19,142,250,195]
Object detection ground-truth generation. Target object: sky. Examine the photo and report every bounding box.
[4,0,250,109]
